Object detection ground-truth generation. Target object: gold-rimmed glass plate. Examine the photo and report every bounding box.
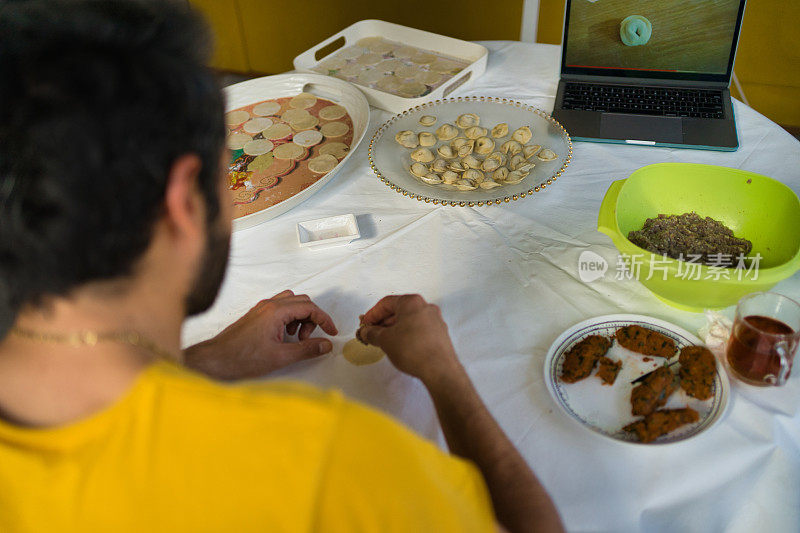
[368,96,572,206]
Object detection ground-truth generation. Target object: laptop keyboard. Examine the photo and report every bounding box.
[562,83,725,119]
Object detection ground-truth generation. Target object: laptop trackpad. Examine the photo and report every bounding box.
[600,113,683,143]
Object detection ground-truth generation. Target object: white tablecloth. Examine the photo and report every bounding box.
[185,42,800,532]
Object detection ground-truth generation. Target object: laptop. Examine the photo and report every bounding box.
[552,0,747,151]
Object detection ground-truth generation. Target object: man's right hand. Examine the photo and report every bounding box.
[357,294,462,384]
[359,294,565,533]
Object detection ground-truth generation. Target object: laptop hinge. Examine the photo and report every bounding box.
[561,74,730,89]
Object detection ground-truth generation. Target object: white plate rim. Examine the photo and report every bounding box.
[367,95,573,206]
[224,73,370,231]
[543,314,730,446]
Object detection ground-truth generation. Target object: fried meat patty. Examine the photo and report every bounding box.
[623,407,699,443]
[615,325,676,358]
[678,345,716,400]
[596,357,622,385]
[630,366,679,416]
[560,335,612,383]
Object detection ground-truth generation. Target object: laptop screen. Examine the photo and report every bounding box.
[561,0,747,82]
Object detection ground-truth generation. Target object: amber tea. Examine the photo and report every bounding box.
[725,293,800,387]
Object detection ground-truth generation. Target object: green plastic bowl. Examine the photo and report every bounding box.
[597,163,800,311]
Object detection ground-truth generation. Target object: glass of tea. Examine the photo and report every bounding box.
[726,292,800,386]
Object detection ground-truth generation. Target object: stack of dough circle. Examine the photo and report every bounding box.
[243,139,274,156]
[227,132,251,150]
[289,92,317,109]
[320,121,349,138]
[225,91,355,217]
[253,101,281,116]
[242,117,273,134]
[319,105,347,121]
[262,123,293,140]
[225,110,250,127]
[272,142,305,160]
[311,36,469,99]
[308,154,338,174]
[293,130,324,147]
[319,142,349,159]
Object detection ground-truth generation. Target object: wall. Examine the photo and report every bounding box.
[191,0,523,74]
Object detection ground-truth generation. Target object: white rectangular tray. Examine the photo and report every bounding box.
[297,214,360,249]
[293,19,487,113]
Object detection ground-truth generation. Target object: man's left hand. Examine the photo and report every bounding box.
[183,290,338,380]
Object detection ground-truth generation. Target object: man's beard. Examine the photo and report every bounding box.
[184,217,230,316]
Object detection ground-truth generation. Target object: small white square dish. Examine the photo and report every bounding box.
[296,214,360,249]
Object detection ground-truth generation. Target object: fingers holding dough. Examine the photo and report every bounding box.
[342,338,385,366]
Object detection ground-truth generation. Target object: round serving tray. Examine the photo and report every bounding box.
[225,73,370,231]
[368,96,572,206]
[544,314,730,446]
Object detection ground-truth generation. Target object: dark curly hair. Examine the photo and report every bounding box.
[0,0,226,333]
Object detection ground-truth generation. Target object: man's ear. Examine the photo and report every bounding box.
[163,154,205,241]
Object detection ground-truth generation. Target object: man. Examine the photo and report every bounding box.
[0,1,564,532]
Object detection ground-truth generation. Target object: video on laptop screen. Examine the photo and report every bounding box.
[563,0,742,75]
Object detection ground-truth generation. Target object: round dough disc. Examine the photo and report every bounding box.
[262,123,293,140]
[243,139,274,156]
[398,81,427,98]
[395,64,418,79]
[225,110,250,127]
[376,75,402,93]
[319,142,350,159]
[377,59,404,73]
[343,338,386,366]
[319,57,347,71]
[289,115,319,131]
[415,71,442,86]
[320,121,349,138]
[356,37,383,49]
[339,63,361,78]
[431,59,459,74]
[273,142,305,160]
[356,52,383,66]
[341,46,367,59]
[290,92,317,109]
[394,45,417,58]
[319,105,347,121]
[242,117,274,134]
[292,129,324,147]
[307,154,339,173]
[281,108,311,123]
[357,68,383,85]
[252,101,281,116]
[410,52,436,65]
[227,131,251,150]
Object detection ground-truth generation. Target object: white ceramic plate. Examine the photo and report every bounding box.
[224,73,369,231]
[544,314,730,445]
[368,96,572,206]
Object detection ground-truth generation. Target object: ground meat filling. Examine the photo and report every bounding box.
[627,212,752,267]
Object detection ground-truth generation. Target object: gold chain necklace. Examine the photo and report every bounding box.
[10,326,178,361]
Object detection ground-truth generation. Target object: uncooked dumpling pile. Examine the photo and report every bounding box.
[395,113,559,191]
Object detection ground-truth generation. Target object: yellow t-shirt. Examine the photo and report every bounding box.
[0,360,494,532]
